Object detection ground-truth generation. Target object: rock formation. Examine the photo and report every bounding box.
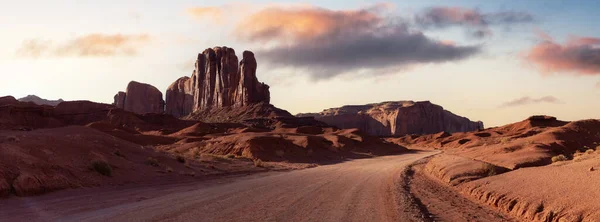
[165,77,194,117]
[18,95,64,106]
[113,92,126,109]
[113,81,164,114]
[0,96,18,105]
[297,101,483,136]
[166,46,270,117]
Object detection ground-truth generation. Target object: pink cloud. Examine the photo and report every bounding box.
[525,31,600,76]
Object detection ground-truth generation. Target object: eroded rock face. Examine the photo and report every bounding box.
[113,92,126,109]
[165,76,194,117]
[166,46,270,117]
[298,101,483,136]
[112,81,164,114]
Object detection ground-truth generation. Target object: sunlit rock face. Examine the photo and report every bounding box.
[166,46,270,117]
[297,101,484,136]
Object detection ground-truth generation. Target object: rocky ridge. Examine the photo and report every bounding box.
[298,101,483,136]
[18,95,64,106]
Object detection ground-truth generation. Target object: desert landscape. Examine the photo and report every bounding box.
[2,1,600,222]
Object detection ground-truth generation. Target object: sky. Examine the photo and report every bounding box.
[1,0,600,127]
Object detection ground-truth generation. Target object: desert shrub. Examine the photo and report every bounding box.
[4,136,19,143]
[483,163,498,176]
[226,154,236,159]
[166,167,173,173]
[254,159,265,168]
[91,160,112,177]
[275,150,285,157]
[176,155,186,163]
[146,157,160,167]
[201,153,231,162]
[585,149,595,155]
[113,149,124,157]
[551,154,568,163]
[499,137,511,144]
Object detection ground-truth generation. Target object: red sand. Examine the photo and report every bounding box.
[0,99,407,198]
[396,116,600,221]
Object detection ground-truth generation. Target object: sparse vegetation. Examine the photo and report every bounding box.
[201,153,232,162]
[483,163,498,176]
[585,149,595,155]
[3,136,19,143]
[275,150,285,157]
[166,167,173,173]
[90,160,112,176]
[226,154,236,159]
[176,155,186,163]
[146,157,160,167]
[254,159,265,168]
[551,154,568,163]
[112,149,124,158]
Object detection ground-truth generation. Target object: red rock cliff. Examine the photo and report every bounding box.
[297,101,483,136]
[113,81,165,114]
[166,46,270,117]
[165,76,194,117]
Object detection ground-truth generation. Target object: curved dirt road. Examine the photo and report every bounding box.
[0,152,435,222]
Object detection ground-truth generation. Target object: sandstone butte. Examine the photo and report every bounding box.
[113,81,165,115]
[165,47,270,117]
[297,101,484,137]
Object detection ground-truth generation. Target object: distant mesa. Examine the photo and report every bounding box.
[113,81,165,115]
[297,101,483,136]
[18,95,64,106]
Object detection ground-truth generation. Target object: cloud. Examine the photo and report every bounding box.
[186,6,224,23]
[499,96,562,108]
[15,39,51,58]
[234,5,480,80]
[524,32,600,75]
[16,34,151,58]
[415,7,534,38]
[235,5,384,43]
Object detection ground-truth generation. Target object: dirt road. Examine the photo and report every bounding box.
[1,152,438,222]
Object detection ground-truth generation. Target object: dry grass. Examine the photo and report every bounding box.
[499,137,511,144]
[275,150,285,157]
[483,163,498,176]
[146,157,160,167]
[176,155,186,163]
[112,149,124,158]
[551,154,568,163]
[90,160,112,176]
[254,159,265,168]
[201,153,232,162]
[1,136,20,143]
